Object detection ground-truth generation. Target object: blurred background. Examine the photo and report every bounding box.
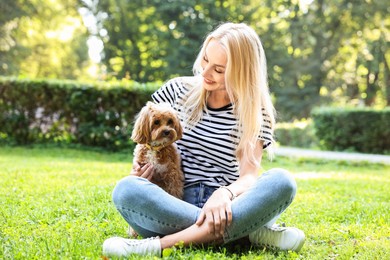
[1,0,389,123]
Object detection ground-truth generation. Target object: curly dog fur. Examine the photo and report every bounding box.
[131,101,184,199]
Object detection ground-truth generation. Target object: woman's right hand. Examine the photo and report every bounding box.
[195,188,233,238]
[131,162,154,181]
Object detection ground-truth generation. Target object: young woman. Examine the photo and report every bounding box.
[103,22,305,257]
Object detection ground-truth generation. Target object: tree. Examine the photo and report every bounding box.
[0,0,32,75]
[1,0,89,79]
[320,0,389,108]
[257,0,349,119]
[86,0,254,82]
[2,0,388,121]
[254,0,389,120]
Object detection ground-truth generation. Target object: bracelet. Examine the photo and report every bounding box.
[219,186,237,200]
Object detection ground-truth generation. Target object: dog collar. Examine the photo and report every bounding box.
[145,143,164,151]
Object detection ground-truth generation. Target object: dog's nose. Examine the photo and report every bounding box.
[163,130,170,136]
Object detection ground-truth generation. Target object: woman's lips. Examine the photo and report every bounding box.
[204,78,214,84]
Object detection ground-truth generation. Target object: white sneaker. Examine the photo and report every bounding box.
[103,236,161,257]
[249,225,305,252]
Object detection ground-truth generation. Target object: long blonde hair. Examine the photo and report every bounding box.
[184,22,275,166]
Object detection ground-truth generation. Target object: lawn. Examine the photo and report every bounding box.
[0,146,389,259]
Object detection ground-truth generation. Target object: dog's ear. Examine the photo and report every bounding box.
[131,104,152,144]
[174,114,183,141]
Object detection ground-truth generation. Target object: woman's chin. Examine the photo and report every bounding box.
[202,81,216,91]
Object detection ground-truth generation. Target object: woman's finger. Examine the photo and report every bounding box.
[218,208,227,236]
[130,162,141,176]
[205,211,215,235]
[141,163,154,180]
[133,161,140,169]
[213,211,222,237]
[195,211,206,226]
[226,204,233,227]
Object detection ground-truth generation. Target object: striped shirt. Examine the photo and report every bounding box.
[152,76,273,188]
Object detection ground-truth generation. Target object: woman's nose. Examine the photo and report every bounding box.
[202,66,211,78]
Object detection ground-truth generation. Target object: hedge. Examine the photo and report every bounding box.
[311,107,390,154]
[0,77,159,150]
[275,120,318,148]
[2,78,389,154]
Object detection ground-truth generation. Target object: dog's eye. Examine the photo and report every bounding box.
[153,120,160,126]
[167,119,173,125]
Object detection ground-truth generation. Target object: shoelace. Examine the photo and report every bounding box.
[123,236,157,245]
[122,236,160,255]
[256,226,286,249]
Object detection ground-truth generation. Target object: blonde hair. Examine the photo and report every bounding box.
[184,22,275,166]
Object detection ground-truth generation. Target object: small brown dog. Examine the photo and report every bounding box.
[131,101,184,199]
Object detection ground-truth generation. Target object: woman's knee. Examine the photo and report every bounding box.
[112,176,149,207]
[263,168,297,198]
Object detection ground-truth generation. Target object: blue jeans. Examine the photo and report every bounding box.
[112,168,296,243]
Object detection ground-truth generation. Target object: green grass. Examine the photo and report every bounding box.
[0,146,389,259]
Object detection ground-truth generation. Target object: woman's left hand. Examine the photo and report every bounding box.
[195,188,233,237]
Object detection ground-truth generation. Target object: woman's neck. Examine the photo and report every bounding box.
[207,90,231,109]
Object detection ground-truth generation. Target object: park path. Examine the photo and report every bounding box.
[275,146,390,165]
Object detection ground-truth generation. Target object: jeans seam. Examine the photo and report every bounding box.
[116,205,187,230]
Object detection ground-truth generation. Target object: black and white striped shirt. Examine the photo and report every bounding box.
[152,77,273,188]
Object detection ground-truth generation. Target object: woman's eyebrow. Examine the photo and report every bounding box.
[204,52,226,68]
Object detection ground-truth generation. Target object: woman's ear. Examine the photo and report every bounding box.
[131,105,151,144]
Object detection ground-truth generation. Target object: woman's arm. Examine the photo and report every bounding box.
[195,140,264,237]
[224,140,264,198]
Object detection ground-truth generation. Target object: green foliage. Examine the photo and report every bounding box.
[89,0,252,82]
[0,0,32,75]
[0,77,158,149]
[275,120,318,148]
[311,107,390,154]
[79,0,389,119]
[1,146,389,259]
[0,0,89,79]
[262,0,389,120]
[1,0,389,120]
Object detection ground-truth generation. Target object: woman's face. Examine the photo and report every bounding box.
[200,39,227,92]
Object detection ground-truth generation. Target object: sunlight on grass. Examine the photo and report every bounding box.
[1,146,389,259]
[294,172,333,179]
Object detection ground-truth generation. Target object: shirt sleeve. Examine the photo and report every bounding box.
[151,78,180,106]
[259,111,274,149]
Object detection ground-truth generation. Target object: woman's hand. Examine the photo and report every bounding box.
[131,162,154,181]
[195,188,233,237]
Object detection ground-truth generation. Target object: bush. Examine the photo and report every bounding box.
[311,107,390,154]
[275,119,318,148]
[0,77,159,150]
